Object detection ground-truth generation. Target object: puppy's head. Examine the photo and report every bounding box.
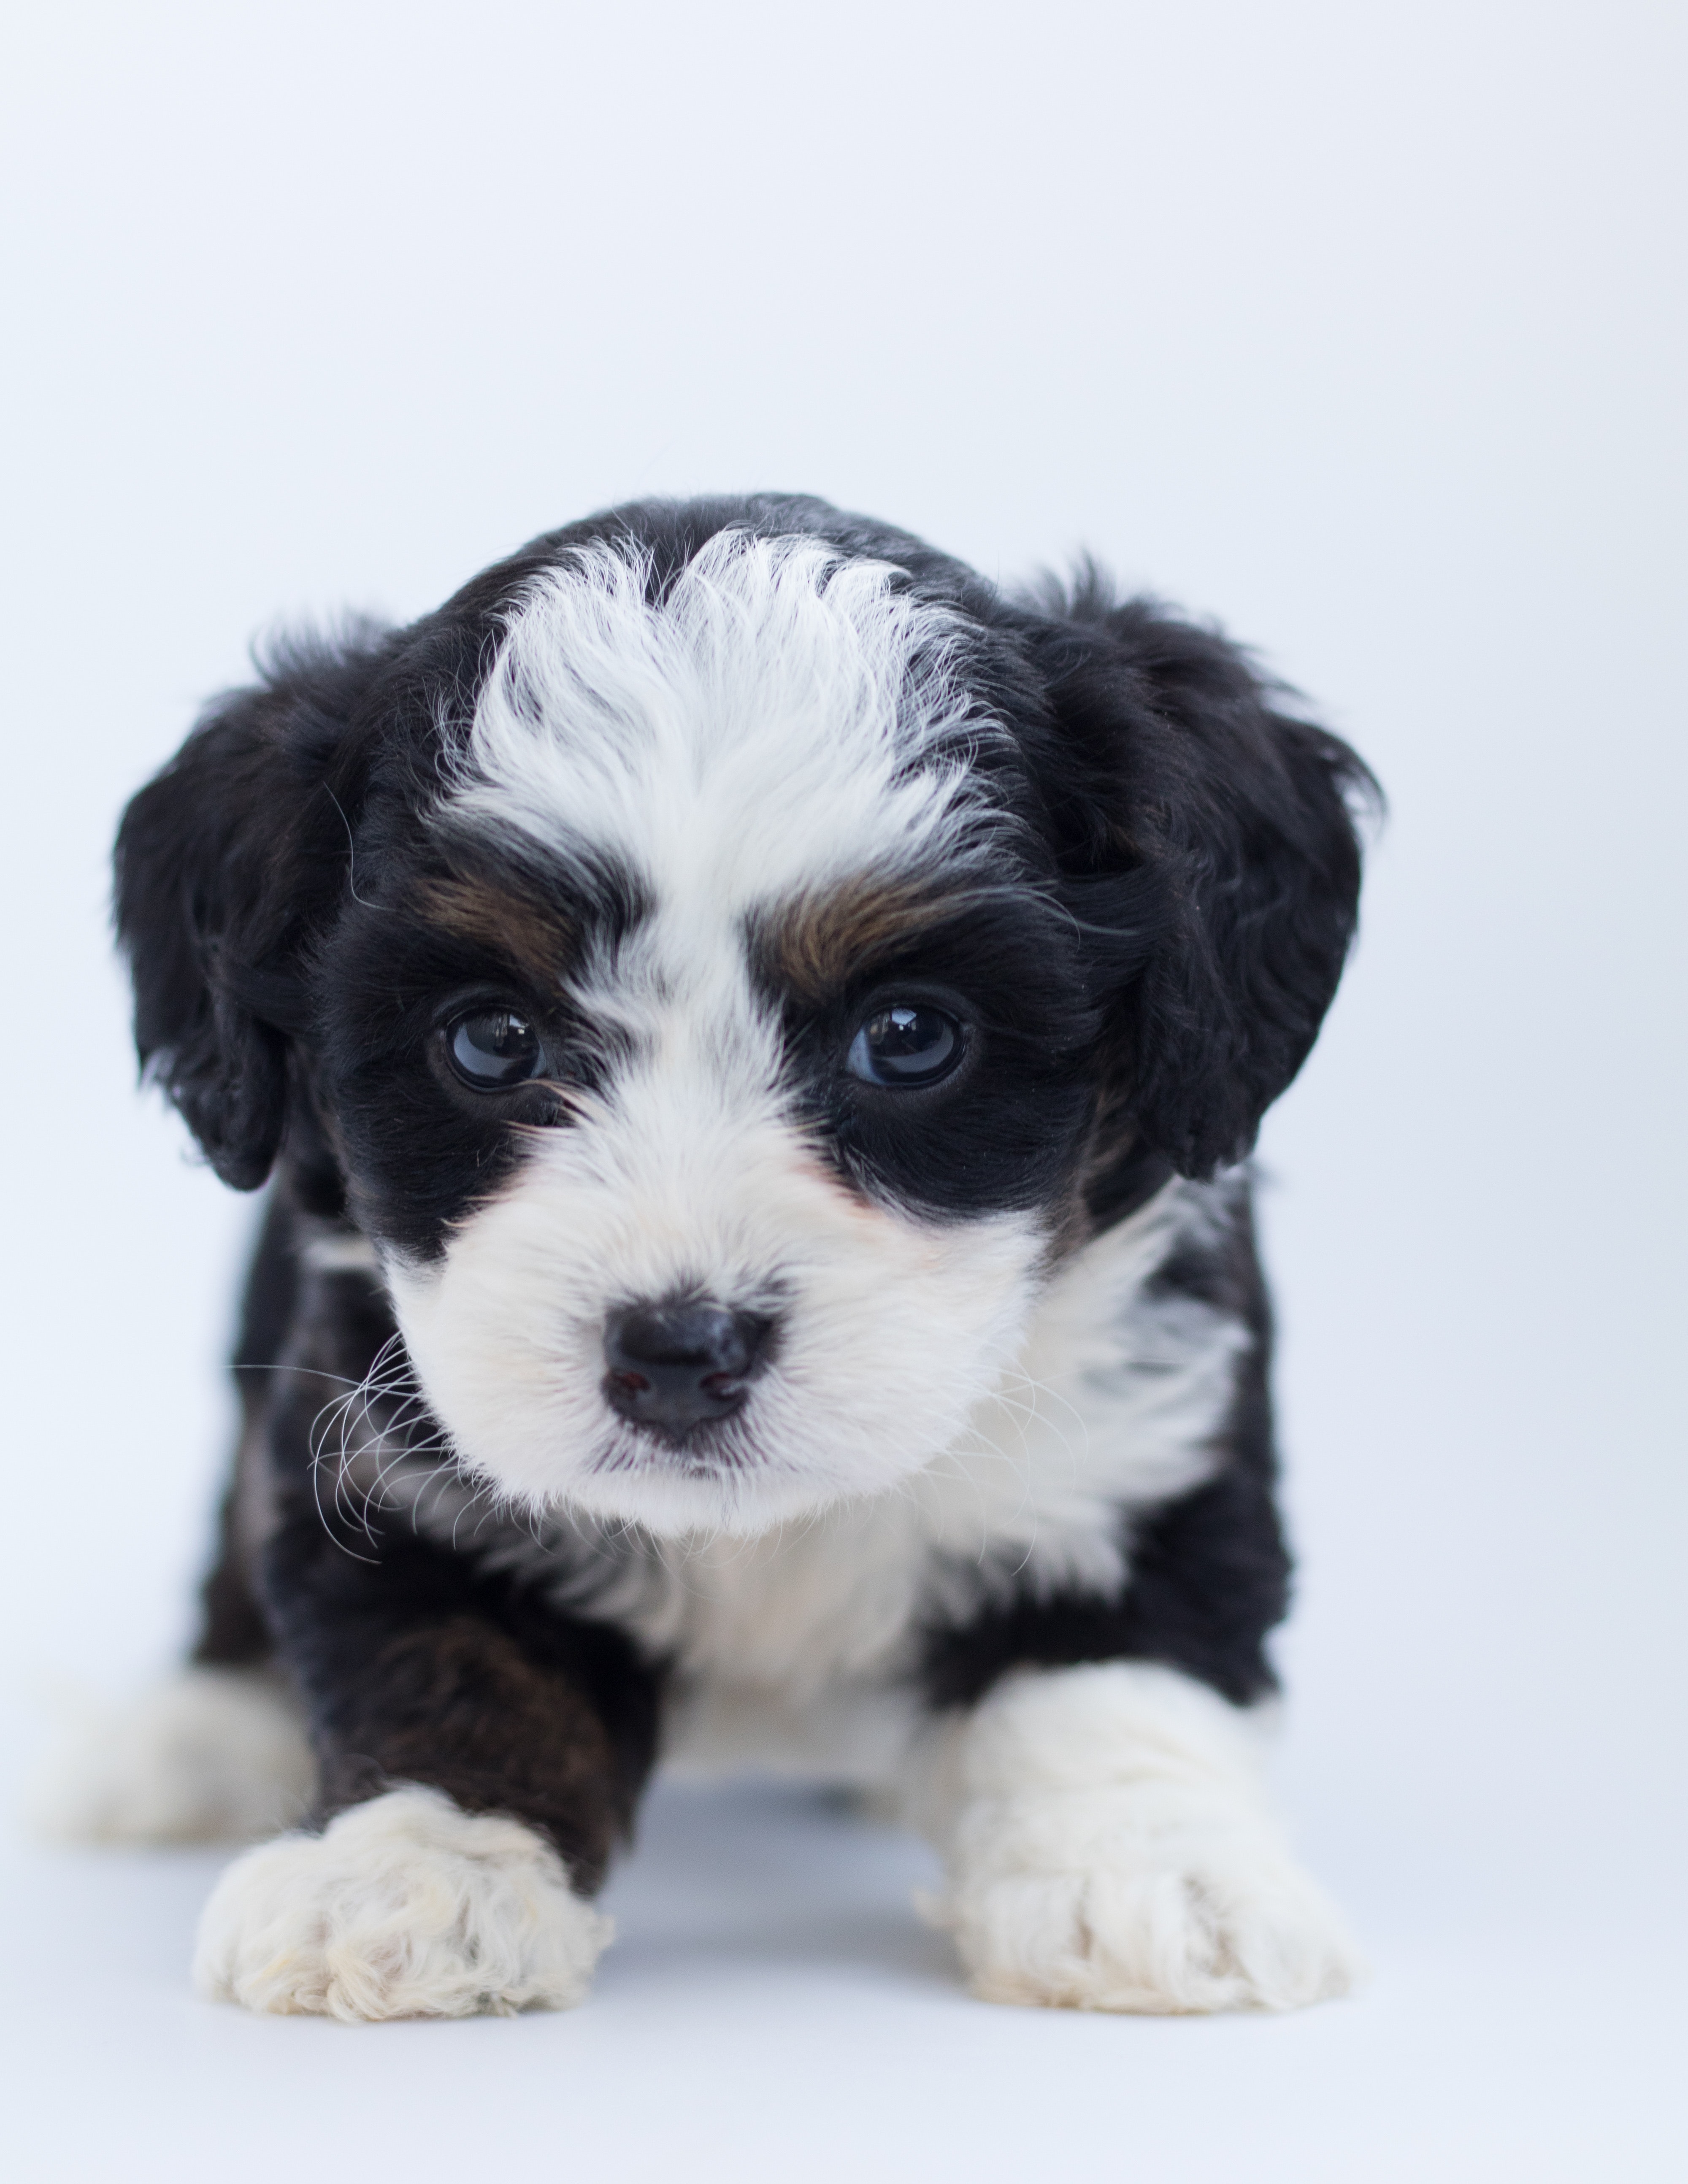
[116,497,1372,1535]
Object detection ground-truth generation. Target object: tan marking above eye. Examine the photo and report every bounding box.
[416,877,576,984]
[757,876,974,1001]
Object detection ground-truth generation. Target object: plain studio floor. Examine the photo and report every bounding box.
[2,1776,1680,2184]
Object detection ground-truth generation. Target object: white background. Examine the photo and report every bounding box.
[1,3,1683,2177]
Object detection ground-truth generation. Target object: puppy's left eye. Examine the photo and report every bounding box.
[446,1008,545,1089]
[846,1004,963,1088]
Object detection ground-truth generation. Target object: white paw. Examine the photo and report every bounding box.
[926,1662,1361,2014]
[193,1786,612,2020]
[30,1668,315,1845]
[936,1802,1359,2012]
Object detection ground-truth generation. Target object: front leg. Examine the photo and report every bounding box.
[921,1668,1354,2009]
[925,1661,1358,2013]
[195,1520,661,2021]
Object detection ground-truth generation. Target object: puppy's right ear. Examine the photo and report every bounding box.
[113,630,388,1189]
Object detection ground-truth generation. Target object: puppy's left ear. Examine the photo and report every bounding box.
[113,629,388,1189]
[1025,579,1378,1181]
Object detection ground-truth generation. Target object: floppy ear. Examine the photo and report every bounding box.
[1027,577,1377,1181]
[113,630,388,1189]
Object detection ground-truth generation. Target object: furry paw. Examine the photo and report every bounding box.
[194,1786,611,2020]
[31,1668,315,1845]
[926,1662,1361,2014]
[934,1803,1359,2011]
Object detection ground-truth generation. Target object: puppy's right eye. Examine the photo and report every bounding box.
[445,1008,545,1089]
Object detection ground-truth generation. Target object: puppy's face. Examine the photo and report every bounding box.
[325,538,1096,1534]
[116,497,1368,1542]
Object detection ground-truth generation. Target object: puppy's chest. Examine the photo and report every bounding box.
[527,1450,1132,1787]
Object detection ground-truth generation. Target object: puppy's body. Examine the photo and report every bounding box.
[102,496,1371,2018]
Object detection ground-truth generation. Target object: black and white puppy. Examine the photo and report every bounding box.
[99,494,1372,2020]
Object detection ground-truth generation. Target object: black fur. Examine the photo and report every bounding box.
[193,1194,297,1668]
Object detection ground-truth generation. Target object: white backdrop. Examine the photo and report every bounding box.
[2,3,1683,2175]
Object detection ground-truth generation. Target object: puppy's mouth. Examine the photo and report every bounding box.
[590,1411,766,1479]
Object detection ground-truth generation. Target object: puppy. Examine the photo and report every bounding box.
[99,495,1372,2020]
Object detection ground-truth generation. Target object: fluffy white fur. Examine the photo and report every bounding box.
[921,1661,1361,2013]
[32,1667,314,1845]
[194,1785,611,2020]
[450,532,1005,897]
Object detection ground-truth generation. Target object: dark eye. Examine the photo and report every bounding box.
[445,1008,545,1089]
[846,1004,964,1088]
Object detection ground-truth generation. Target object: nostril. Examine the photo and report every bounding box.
[602,1300,773,1436]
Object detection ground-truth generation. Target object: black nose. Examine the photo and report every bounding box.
[602,1300,771,1438]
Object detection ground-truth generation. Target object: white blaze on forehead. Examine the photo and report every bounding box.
[443,530,1002,939]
